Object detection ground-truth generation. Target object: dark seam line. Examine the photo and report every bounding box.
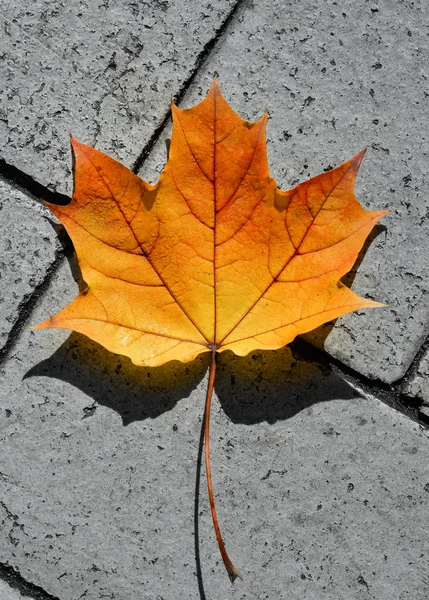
[221,303,362,347]
[174,110,214,183]
[0,254,66,366]
[0,562,61,600]
[216,118,265,215]
[0,159,70,206]
[131,0,249,177]
[216,162,356,346]
[80,145,209,343]
[60,316,209,346]
[171,169,214,230]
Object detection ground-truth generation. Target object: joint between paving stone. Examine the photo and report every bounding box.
[131,107,174,175]
[291,337,429,429]
[397,329,429,390]
[397,330,429,423]
[131,0,251,175]
[0,160,70,207]
[0,563,60,600]
[0,253,66,367]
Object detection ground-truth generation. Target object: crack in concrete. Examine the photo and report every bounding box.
[131,0,251,175]
[0,501,17,522]
[0,501,30,550]
[0,563,60,600]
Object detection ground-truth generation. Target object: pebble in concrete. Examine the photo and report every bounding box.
[0,0,238,194]
[0,179,59,352]
[0,260,428,599]
[139,0,429,385]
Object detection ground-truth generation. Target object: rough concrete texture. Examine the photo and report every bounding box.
[139,0,429,385]
[0,0,237,194]
[405,348,429,407]
[0,261,427,600]
[0,179,59,351]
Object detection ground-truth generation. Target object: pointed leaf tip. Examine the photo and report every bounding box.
[208,77,223,99]
[31,317,52,330]
[353,147,367,167]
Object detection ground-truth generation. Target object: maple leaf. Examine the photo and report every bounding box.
[35,80,388,582]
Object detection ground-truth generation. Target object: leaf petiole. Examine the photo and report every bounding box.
[204,350,242,583]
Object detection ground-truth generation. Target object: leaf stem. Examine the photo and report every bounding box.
[204,350,242,583]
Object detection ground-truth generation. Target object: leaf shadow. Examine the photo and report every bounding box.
[25,332,209,425]
[35,205,386,428]
[214,347,358,425]
[25,218,383,598]
[25,334,360,600]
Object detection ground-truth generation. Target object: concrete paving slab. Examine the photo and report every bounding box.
[405,348,429,407]
[139,0,429,385]
[0,579,25,600]
[0,0,237,195]
[0,179,59,352]
[0,261,428,599]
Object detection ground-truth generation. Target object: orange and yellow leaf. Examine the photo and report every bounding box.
[34,80,388,367]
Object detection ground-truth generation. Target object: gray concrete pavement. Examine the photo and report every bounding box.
[0,579,25,600]
[405,348,429,409]
[0,0,428,598]
[0,0,238,194]
[0,179,60,352]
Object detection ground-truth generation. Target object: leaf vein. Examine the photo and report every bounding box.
[79,145,210,343]
[217,162,357,345]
